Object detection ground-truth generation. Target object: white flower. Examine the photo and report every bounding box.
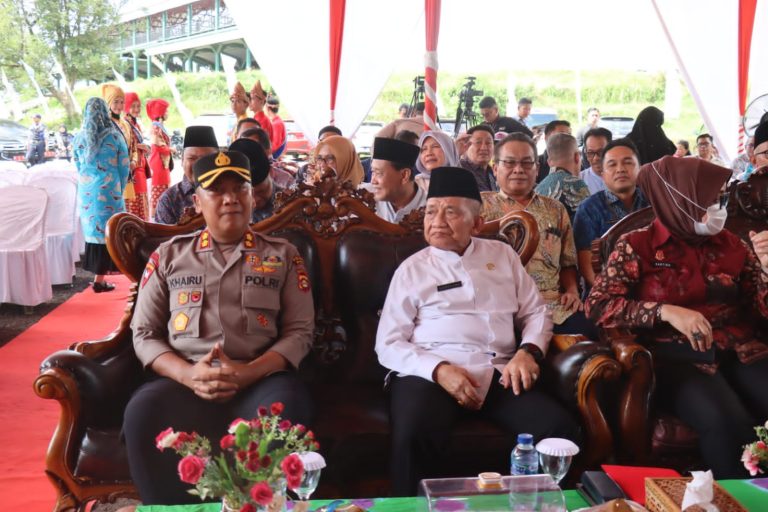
[157,430,180,449]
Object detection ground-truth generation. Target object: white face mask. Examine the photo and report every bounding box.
[693,203,727,236]
[651,162,728,236]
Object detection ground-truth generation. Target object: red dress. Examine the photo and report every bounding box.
[149,122,172,218]
[125,114,149,220]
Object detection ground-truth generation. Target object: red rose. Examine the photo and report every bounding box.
[260,455,272,467]
[250,481,274,506]
[250,418,262,429]
[270,402,285,416]
[257,406,268,417]
[177,455,206,484]
[281,453,304,485]
[246,453,261,472]
[236,450,248,462]
[220,434,235,450]
[228,417,249,434]
[174,431,195,449]
[279,420,292,431]
[240,504,255,512]
[155,427,176,451]
[295,424,306,434]
[287,474,302,490]
[306,430,315,439]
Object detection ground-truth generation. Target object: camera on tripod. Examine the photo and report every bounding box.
[453,76,484,136]
[459,76,483,108]
[406,76,426,117]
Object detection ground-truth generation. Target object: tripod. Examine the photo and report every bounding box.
[407,76,425,117]
[453,106,478,137]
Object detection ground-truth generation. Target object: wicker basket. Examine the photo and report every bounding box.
[645,477,747,512]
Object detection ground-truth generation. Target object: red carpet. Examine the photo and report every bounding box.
[0,277,132,511]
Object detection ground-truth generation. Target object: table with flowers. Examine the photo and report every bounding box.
[137,479,768,511]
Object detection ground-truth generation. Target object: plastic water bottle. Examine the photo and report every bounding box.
[510,433,539,475]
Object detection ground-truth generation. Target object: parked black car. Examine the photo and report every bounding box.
[0,118,57,164]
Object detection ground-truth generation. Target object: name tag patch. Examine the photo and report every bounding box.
[437,281,462,292]
[168,275,203,289]
[245,274,280,289]
[652,262,675,269]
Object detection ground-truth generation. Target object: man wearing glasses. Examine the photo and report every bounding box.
[460,125,498,192]
[692,133,727,167]
[481,133,597,339]
[579,128,613,195]
[750,121,768,174]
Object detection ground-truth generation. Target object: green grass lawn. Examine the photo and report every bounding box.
[37,68,703,144]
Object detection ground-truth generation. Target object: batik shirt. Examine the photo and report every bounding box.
[481,191,577,324]
[585,219,768,373]
[535,168,590,221]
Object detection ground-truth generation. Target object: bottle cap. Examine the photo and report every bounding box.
[517,433,533,445]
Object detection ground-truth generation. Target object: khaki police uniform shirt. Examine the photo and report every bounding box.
[132,228,315,370]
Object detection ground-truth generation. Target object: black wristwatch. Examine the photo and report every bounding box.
[519,343,544,363]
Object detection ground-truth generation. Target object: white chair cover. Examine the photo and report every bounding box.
[0,160,28,172]
[26,175,78,285]
[0,168,27,185]
[0,186,52,306]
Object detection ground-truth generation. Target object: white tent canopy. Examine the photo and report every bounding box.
[228,0,767,161]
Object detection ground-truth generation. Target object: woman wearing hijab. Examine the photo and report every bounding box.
[414,130,460,192]
[626,106,676,164]
[124,92,150,220]
[73,98,130,293]
[585,155,768,478]
[310,135,364,187]
[146,98,173,218]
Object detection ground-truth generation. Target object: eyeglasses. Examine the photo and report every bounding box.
[498,159,536,171]
[314,155,336,165]
[754,149,768,159]
[586,150,603,160]
[697,142,712,148]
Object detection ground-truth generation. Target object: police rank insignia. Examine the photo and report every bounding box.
[243,232,255,249]
[177,292,189,305]
[256,313,269,328]
[191,290,202,303]
[199,230,211,250]
[174,312,189,331]
[293,255,311,292]
[141,252,159,288]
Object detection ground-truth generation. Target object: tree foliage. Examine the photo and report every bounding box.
[0,0,124,120]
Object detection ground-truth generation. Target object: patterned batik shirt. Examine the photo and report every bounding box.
[535,168,591,221]
[481,190,578,324]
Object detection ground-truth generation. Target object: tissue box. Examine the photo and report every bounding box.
[644,477,747,512]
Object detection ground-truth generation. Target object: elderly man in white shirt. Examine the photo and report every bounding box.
[369,137,427,223]
[376,166,580,496]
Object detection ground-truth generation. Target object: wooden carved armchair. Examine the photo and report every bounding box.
[34,174,621,510]
[590,174,768,470]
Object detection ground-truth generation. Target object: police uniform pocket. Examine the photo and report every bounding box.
[168,288,203,339]
[242,286,279,336]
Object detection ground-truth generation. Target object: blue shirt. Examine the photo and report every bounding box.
[155,176,195,224]
[573,188,649,251]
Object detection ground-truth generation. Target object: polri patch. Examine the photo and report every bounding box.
[191,290,202,303]
[178,292,189,305]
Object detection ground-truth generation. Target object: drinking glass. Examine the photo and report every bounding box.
[538,453,572,484]
[293,466,322,501]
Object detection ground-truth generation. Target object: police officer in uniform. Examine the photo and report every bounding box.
[124,150,315,505]
[375,167,580,495]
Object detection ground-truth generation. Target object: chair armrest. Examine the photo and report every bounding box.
[601,328,654,463]
[36,344,142,429]
[544,341,622,467]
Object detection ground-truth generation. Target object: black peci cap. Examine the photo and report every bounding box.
[184,125,219,149]
[229,138,271,185]
[427,167,481,203]
[372,137,420,167]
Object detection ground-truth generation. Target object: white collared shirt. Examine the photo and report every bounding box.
[580,167,606,195]
[375,237,553,399]
[375,184,427,224]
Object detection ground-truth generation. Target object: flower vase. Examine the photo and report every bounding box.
[221,498,237,512]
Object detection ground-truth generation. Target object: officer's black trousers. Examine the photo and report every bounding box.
[655,353,768,479]
[388,371,581,496]
[123,371,313,505]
